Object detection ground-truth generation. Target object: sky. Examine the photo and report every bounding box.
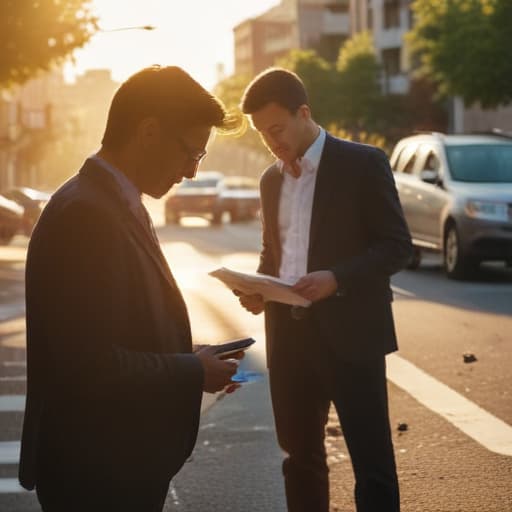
[65,0,280,89]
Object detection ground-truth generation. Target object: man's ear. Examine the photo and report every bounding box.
[137,117,161,149]
[298,104,312,121]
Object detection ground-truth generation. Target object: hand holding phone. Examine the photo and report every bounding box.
[214,338,256,358]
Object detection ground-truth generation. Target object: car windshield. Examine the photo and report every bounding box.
[445,144,512,183]
[180,178,219,188]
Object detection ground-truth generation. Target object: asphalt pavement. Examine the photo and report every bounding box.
[1,219,512,511]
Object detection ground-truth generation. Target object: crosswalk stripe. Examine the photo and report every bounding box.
[0,395,25,412]
[0,441,19,464]
[0,479,27,494]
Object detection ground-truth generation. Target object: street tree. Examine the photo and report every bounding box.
[407,0,512,108]
[336,31,382,134]
[1,0,98,87]
[277,49,339,126]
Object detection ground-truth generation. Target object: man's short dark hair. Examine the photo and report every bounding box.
[241,67,309,115]
[102,65,235,150]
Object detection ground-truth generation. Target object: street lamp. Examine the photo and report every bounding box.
[99,25,156,32]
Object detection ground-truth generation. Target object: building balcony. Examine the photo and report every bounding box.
[384,74,410,94]
[375,27,405,50]
[322,12,350,34]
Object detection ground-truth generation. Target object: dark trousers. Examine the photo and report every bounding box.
[36,477,170,512]
[268,305,400,512]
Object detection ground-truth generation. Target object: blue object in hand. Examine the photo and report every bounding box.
[231,370,264,383]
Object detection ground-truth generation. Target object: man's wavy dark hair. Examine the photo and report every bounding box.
[102,65,240,150]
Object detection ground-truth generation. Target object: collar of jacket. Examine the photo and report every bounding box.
[78,158,182,295]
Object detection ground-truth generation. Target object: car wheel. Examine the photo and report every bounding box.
[211,210,222,225]
[0,231,15,246]
[406,246,422,270]
[443,224,478,280]
[165,211,180,225]
[230,208,240,223]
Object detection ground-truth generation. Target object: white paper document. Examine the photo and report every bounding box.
[209,267,311,307]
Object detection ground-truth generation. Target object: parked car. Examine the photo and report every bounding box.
[165,172,261,225]
[0,194,24,245]
[389,131,512,279]
[2,187,51,235]
[165,171,225,225]
[220,176,260,222]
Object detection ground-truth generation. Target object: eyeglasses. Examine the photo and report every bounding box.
[177,137,207,164]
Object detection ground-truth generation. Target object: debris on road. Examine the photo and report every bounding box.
[463,353,478,363]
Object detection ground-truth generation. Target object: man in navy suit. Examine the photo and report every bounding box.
[237,68,412,512]
[19,66,240,511]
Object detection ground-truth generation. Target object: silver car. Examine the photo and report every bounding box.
[389,132,512,279]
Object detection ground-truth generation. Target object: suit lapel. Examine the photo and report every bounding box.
[308,135,338,263]
[79,159,181,293]
[262,165,284,271]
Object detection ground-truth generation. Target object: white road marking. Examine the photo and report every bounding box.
[0,479,27,493]
[2,361,26,367]
[391,285,416,298]
[387,353,512,457]
[0,395,25,412]
[0,376,26,382]
[0,441,19,464]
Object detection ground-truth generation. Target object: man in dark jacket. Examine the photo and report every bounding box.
[237,68,412,512]
[19,65,239,512]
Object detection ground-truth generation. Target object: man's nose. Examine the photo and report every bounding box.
[182,161,199,179]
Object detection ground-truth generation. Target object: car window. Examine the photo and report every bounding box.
[445,144,512,183]
[402,153,416,174]
[424,153,440,171]
[416,145,441,174]
[180,178,220,188]
[395,144,418,173]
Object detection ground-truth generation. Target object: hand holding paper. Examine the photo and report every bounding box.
[209,267,311,307]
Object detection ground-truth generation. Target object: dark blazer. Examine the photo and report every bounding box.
[19,158,204,491]
[258,134,412,362]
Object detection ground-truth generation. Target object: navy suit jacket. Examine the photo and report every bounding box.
[19,158,204,490]
[258,134,412,363]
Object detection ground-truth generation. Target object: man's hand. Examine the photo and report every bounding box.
[234,290,265,315]
[195,345,238,393]
[292,271,338,302]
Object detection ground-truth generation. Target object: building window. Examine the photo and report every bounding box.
[368,7,373,31]
[384,0,400,29]
[382,47,401,76]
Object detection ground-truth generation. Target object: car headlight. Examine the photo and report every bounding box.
[465,200,509,222]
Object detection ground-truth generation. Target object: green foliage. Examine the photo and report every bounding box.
[276,49,340,126]
[407,0,512,108]
[213,73,251,111]
[336,31,382,133]
[1,0,98,87]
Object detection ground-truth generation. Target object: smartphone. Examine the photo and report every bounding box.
[214,338,256,357]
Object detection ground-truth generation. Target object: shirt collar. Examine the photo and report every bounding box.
[91,154,142,213]
[279,127,326,176]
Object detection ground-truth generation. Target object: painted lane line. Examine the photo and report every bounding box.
[391,285,416,298]
[0,479,27,494]
[387,353,512,457]
[0,395,25,412]
[3,361,26,367]
[0,441,19,464]
[0,375,26,382]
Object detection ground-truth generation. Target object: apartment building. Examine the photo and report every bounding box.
[350,0,413,94]
[351,0,511,132]
[234,0,351,76]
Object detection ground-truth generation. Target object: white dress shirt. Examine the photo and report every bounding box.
[278,128,326,284]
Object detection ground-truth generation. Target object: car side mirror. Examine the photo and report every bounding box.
[420,169,440,184]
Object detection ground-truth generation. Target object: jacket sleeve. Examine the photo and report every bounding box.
[25,198,203,399]
[330,147,412,290]
[256,167,278,276]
